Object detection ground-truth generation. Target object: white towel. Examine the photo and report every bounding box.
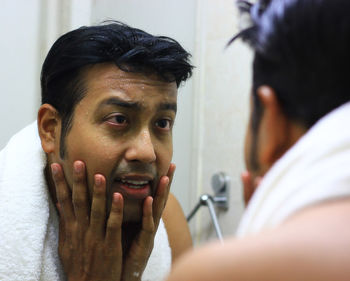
[236,102,350,237]
[142,219,172,281]
[0,122,171,281]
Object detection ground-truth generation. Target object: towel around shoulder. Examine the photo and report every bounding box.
[0,122,171,281]
[236,102,350,237]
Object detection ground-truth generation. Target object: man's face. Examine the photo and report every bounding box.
[52,63,177,222]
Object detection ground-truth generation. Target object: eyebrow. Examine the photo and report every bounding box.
[101,97,140,109]
[160,102,177,113]
[99,97,177,113]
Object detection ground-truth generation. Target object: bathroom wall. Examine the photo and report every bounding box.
[0,0,41,149]
[0,0,92,149]
[190,0,252,244]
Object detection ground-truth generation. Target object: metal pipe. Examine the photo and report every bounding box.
[187,194,224,242]
[204,195,224,242]
[186,200,202,222]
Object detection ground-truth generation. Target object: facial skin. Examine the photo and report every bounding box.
[42,63,178,222]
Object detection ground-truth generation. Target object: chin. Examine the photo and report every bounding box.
[123,200,143,223]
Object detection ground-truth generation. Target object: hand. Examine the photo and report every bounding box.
[241,171,261,206]
[121,163,175,280]
[51,161,175,281]
[51,161,124,281]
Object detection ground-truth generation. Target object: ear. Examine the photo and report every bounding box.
[256,86,291,169]
[37,104,61,154]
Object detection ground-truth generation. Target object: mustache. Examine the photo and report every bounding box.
[110,162,158,180]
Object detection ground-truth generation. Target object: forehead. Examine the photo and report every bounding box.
[80,63,178,104]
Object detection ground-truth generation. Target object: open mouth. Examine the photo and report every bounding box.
[119,179,150,189]
[112,175,155,200]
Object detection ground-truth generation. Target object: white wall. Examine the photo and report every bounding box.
[0,0,92,150]
[0,0,41,149]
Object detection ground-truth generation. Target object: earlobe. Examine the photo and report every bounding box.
[256,86,290,169]
[37,104,60,154]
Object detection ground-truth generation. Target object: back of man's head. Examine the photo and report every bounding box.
[231,0,350,129]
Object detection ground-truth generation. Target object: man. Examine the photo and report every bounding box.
[165,0,350,280]
[0,22,193,281]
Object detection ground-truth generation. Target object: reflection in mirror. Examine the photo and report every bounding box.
[1,0,251,253]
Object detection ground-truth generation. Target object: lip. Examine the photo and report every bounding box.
[118,174,154,181]
[112,174,154,200]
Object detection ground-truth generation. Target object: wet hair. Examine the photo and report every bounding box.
[229,0,350,131]
[41,21,193,158]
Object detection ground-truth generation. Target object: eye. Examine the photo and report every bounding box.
[105,113,128,127]
[155,118,173,130]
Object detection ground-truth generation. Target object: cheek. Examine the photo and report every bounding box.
[156,143,173,175]
[63,133,124,186]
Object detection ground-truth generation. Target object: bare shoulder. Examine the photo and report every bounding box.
[162,193,192,263]
[165,198,350,281]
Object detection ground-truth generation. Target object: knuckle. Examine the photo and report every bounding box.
[108,218,122,229]
[58,192,70,204]
[93,186,105,198]
[107,223,119,232]
[73,195,86,208]
[73,172,84,184]
[91,208,104,220]
[111,205,123,215]
[144,224,155,234]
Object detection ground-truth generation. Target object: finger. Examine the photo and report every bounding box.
[51,163,75,224]
[57,204,66,257]
[167,163,176,186]
[105,192,123,248]
[153,163,175,208]
[164,162,176,201]
[163,163,175,204]
[152,164,175,225]
[123,197,154,278]
[89,174,107,238]
[141,196,155,234]
[152,176,170,228]
[72,161,90,228]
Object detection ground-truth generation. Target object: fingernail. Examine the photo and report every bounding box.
[164,177,169,185]
[51,164,58,176]
[95,175,102,186]
[74,161,83,173]
[113,192,121,203]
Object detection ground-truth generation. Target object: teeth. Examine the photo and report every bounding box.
[121,179,149,185]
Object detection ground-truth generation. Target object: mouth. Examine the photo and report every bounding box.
[112,175,154,200]
[119,178,151,189]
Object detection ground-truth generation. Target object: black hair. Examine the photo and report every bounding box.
[229,0,350,130]
[41,21,193,158]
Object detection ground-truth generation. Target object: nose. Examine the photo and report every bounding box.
[125,129,156,163]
